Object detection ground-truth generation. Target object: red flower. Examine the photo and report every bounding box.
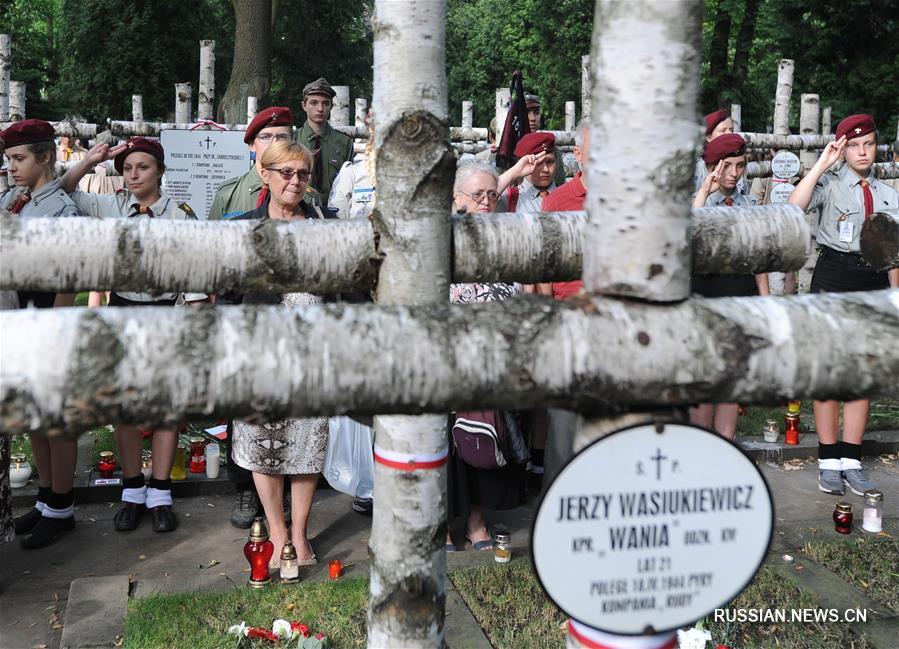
[290,622,310,637]
[716,645,731,649]
[315,633,325,640]
[246,627,278,642]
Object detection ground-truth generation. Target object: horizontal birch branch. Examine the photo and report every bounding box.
[1,290,896,436]
[744,161,898,180]
[1,206,810,293]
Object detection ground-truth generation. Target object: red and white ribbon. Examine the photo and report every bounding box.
[373,444,449,471]
[567,620,677,649]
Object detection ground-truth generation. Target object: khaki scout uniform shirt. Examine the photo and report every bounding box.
[70,190,207,303]
[0,178,83,217]
[705,189,755,208]
[805,165,899,253]
[497,178,556,214]
[207,166,323,220]
[296,121,354,205]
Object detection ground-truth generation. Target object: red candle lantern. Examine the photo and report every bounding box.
[328,560,343,580]
[97,451,117,478]
[244,518,274,588]
[189,437,206,473]
[833,502,853,534]
[784,413,800,445]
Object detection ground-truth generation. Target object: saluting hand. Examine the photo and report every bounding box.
[702,160,724,196]
[85,142,128,166]
[817,135,846,170]
[513,151,550,178]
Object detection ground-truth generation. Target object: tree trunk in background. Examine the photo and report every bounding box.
[707,0,731,104]
[729,0,759,92]
[217,0,271,123]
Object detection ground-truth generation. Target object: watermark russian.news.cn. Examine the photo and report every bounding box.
[714,608,868,623]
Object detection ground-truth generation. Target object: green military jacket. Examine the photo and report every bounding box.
[207,165,323,220]
[295,121,354,205]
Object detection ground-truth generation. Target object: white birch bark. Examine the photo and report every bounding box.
[860,211,899,271]
[8,81,24,121]
[0,287,16,543]
[583,0,701,302]
[368,0,454,645]
[730,103,741,134]
[581,54,591,121]
[331,86,350,127]
[132,95,144,122]
[745,161,897,180]
[175,83,192,124]
[247,96,257,124]
[2,290,896,437]
[773,59,794,136]
[1,206,810,293]
[798,94,819,169]
[495,87,510,143]
[0,34,10,121]
[822,106,832,135]
[198,41,215,120]
[461,101,473,129]
[355,98,368,129]
[565,101,576,132]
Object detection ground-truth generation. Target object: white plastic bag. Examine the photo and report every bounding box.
[324,417,374,499]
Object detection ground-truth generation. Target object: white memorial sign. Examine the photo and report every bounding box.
[160,129,249,219]
[769,181,796,204]
[771,150,800,180]
[531,422,773,635]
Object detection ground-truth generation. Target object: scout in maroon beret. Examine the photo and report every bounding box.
[114,137,165,173]
[702,133,746,165]
[697,134,749,205]
[0,118,56,148]
[244,106,295,144]
[704,109,733,140]
[514,131,555,158]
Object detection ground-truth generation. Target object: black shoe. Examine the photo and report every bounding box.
[14,507,42,535]
[151,505,178,533]
[113,502,145,531]
[230,490,259,529]
[20,516,75,549]
[352,497,373,516]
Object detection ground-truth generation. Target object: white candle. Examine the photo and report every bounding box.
[205,444,220,479]
[863,507,882,533]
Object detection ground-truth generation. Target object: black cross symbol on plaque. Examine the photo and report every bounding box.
[650,448,668,481]
[202,136,213,149]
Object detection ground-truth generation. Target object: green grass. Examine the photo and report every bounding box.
[124,579,369,649]
[449,560,567,648]
[803,534,899,612]
[89,425,117,465]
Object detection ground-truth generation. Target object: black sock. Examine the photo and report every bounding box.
[839,441,862,461]
[122,474,146,489]
[818,443,840,460]
[46,489,74,510]
[36,486,51,506]
[149,477,172,491]
[530,449,545,467]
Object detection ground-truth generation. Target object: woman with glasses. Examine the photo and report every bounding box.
[58,137,208,535]
[446,162,527,552]
[224,140,330,570]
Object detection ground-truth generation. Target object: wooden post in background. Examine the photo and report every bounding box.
[8,81,24,120]
[246,96,257,123]
[461,100,473,129]
[175,83,192,124]
[0,34,10,121]
[198,40,215,119]
[731,103,742,133]
[769,58,794,295]
[131,95,143,122]
[581,54,591,121]
[495,87,510,144]
[821,106,832,135]
[565,101,576,132]
[798,94,819,169]
[332,85,350,127]
[355,98,368,129]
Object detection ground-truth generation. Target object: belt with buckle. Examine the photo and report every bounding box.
[819,246,872,269]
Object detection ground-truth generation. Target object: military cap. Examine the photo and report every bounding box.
[0,119,55,148]
[835,114,876,142]
[704,109,731,136]
[115,137,165,173]
[702,133,746,165]
[244,106,294,144]
[302,78,336,98]
[524,93,541,108]
[514,132,555,158]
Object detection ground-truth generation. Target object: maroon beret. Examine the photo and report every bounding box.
[0,119,56,148]
[702,133,746,165]
[114,137,165,173]
[514,132,555,158]
[704,109,730,136]
[244,107,294,144]
[835,114,876,142]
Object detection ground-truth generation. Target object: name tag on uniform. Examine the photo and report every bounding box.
[839,219,854,243]
[353,187,375,204]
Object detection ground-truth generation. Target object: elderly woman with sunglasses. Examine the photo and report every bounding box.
[223,140,331,570]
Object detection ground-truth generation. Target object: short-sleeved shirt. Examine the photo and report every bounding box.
[295,121,355,205]
[0,178,83,217]
[497,178,556,214]
[805,165,899,253]
[329,160,374,219]
[542,172,586,300]
[70,189,207,303]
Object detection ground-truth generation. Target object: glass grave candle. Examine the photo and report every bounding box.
[862,490,883,534]
[97,451,116,478]
[833,502,853,534]
[244,518,274,588]
[9,453,32,488]
[189,437,206,473]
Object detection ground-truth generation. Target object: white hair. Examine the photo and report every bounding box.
[453,161,499,193]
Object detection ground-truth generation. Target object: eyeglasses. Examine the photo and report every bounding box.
[266,167,311,181]
[458,189,499,203]
[255,133,292,143]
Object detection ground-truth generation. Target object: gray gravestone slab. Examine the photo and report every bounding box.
[59,575,129,649]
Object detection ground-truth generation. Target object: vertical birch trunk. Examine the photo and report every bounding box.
[572,0,702,643]
[247,96,257,123]
[175,83,192,124]
[565,101,576,132]
[355,98,368,129]
[821,106,832,135]
[581,54,591,121]
[332,86,350,127]
[367,1,455,646]
[796,93,820,294]
[0,34,10,121]
[495,87,510,144]
[768,59,794,295]
[132,95,144,122]
[8,81,24,120]
[198,40,216,119]
[730,103,742,134]
[0,289,18,544]
[461,101,473,129]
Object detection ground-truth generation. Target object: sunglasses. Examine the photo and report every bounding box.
[266,167,312,181]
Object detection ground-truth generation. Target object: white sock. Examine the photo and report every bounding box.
[42,504,74,519]
[840,458,862,471]
[122,485,148,505]
[818,458,841,471]
[35,500,46,512]
[145,487,172,508]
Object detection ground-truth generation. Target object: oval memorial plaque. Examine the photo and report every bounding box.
[769,181,796,204]
[771,150,800,180]
[531,422,773,636]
